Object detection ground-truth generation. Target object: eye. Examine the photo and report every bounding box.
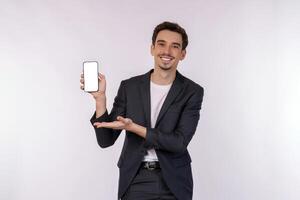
[173,45,180,49]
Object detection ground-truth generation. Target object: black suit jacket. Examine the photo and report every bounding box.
[90,69,204,200]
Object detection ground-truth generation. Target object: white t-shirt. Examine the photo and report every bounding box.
[143,80,172,162]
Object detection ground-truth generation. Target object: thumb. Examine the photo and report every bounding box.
[117,116,132,124]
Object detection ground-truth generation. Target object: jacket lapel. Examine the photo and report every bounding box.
[155,71,184,127]
[139,70,152,128]
[139,69,185,128]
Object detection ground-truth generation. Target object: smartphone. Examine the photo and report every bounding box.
[83,61,99,92]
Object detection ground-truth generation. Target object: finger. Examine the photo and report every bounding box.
[117,116,124,121]
[99,73,105,79]
[126,118,133,124]
[93,122,105,128]
[93,122,101,127]
[80,79,84,84]
[80,85,84,90]
[117,116,132,124]
[94,122,115,128]
[81,73,83,78]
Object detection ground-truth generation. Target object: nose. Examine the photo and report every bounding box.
[162,44,171,55]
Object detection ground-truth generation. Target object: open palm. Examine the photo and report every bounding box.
[93,116,133,130]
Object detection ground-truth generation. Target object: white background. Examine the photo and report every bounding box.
[1,0,299,199]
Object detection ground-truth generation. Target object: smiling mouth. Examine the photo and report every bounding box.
[160,56,173,63]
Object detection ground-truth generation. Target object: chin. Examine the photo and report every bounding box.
[158,65,173,71]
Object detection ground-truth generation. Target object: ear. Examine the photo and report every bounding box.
[150,44,154,56]
[180,49,186,60]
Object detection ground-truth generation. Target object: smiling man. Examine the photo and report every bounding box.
[80,21,204,200]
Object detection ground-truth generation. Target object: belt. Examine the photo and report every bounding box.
[141,161,160,170]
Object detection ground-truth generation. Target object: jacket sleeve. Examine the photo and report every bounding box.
[144,86,204,153]
[90,80,127,148]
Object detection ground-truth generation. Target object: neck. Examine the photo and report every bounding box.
[150,67,176,85]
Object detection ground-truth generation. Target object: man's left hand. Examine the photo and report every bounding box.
[93,116,133,130]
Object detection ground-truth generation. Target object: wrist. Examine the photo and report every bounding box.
[126,122,136,132]
[126,122,146,138]
[95,94,106,102]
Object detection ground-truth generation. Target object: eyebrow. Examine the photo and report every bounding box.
[156,40,166,43]
[156,40,182,47]
[172,42,181,47]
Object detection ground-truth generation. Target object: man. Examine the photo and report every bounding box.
[80,21,204,200]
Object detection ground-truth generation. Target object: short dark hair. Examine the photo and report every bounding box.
[152,21,188,50]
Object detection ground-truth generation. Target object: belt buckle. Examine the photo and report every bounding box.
[145,162,156,171]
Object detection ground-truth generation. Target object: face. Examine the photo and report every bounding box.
[151,30,186,71]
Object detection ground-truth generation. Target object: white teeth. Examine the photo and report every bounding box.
[161,57,171,61]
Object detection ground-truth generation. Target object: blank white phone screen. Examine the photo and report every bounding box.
[83,61,98,92]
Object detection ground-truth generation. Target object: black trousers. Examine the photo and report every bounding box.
[121,165,177,200]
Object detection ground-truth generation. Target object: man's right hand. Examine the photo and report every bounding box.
[80,72,107,118]
[80,72,107,100]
